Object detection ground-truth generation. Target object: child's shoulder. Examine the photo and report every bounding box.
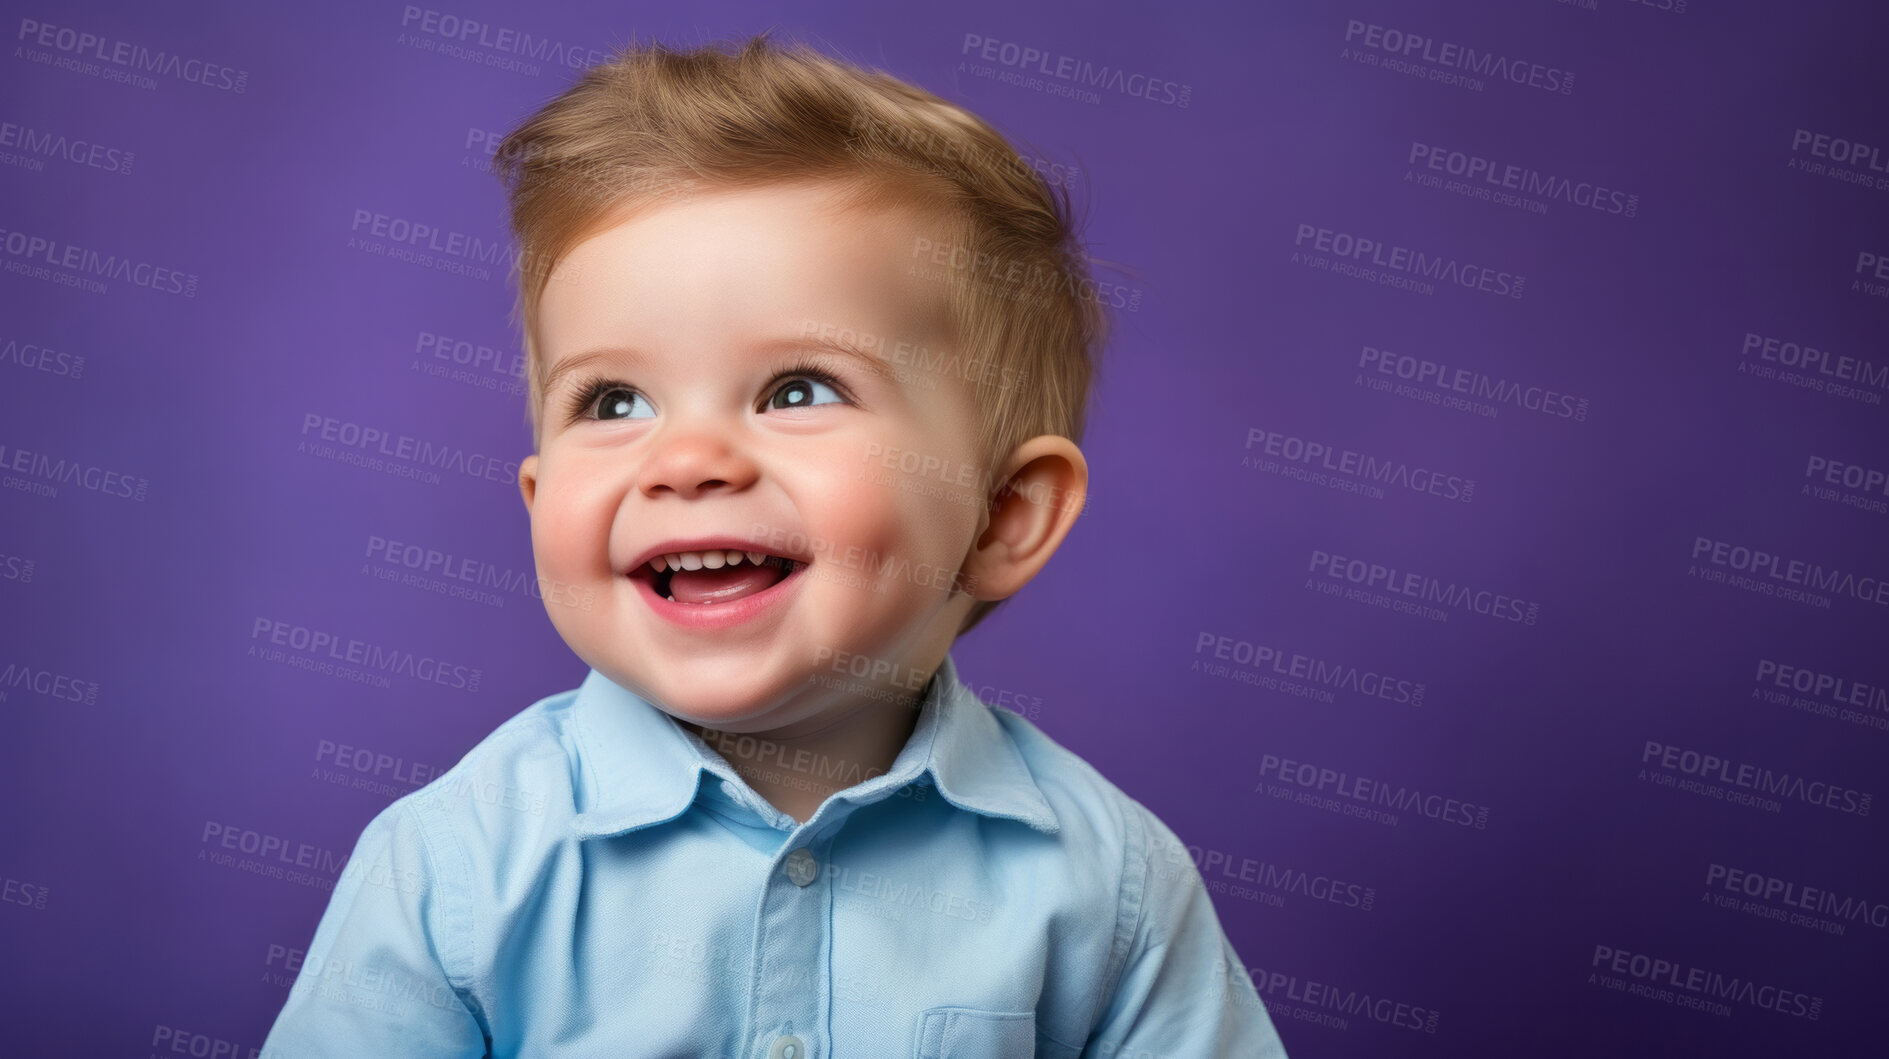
[373,680,587,846]
[977,702,1188,866]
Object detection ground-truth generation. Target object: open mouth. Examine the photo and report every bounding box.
[629,549,806,606]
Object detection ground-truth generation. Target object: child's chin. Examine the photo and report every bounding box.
[667,701,772,728]
[653,683,794,729]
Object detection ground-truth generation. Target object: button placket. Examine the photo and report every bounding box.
[783,846,818,887]
[748,835,831,1059]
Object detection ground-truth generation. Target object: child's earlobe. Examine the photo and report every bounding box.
[519,454,539,511]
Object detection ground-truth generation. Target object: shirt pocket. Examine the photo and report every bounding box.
[914,1006,1037,1059]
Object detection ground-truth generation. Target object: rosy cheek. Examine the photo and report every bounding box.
[536,478,610,571]
[825,477,910,546]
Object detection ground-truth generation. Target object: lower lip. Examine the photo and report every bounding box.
[631,562,807,631]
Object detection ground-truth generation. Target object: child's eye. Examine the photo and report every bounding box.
[564,363,851,426]
[767,375,846,411]
[576,383,655,422]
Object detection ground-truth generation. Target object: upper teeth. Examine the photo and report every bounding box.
[650,549,772,573]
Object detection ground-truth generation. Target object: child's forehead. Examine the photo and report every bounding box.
[537,186,958,356]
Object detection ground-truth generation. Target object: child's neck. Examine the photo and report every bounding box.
[683,691,924,825]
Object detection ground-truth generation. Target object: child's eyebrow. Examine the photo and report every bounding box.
[542,333,899,396]
[754,334,899,383]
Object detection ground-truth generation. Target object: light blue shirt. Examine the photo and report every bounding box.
[261,653,1288,1057]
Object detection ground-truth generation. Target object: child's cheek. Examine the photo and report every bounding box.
[534,471,617,580]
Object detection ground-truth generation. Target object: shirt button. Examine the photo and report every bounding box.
[769,1034,806,1059]
[782,847,818,887]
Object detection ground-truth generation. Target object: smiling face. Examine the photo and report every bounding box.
[518,180,997,737]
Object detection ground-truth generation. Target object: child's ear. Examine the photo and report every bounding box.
[519,454,539,513]
[962,436,1088,606]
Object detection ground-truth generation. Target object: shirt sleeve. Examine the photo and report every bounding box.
[259,800,490,1058]
[1083,806,1290,1058]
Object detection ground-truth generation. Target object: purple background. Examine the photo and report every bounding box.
[4,0,1887,1055]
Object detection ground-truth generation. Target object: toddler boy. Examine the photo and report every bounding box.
[263,34,1286,1058]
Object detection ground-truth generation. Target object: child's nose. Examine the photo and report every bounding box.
[634,427,760,498]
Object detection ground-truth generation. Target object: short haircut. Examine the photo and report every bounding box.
[494,32,1109,636]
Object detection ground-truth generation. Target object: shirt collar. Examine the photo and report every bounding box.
[567,651,1059,839]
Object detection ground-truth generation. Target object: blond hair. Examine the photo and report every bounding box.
[494,32,1109,636]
